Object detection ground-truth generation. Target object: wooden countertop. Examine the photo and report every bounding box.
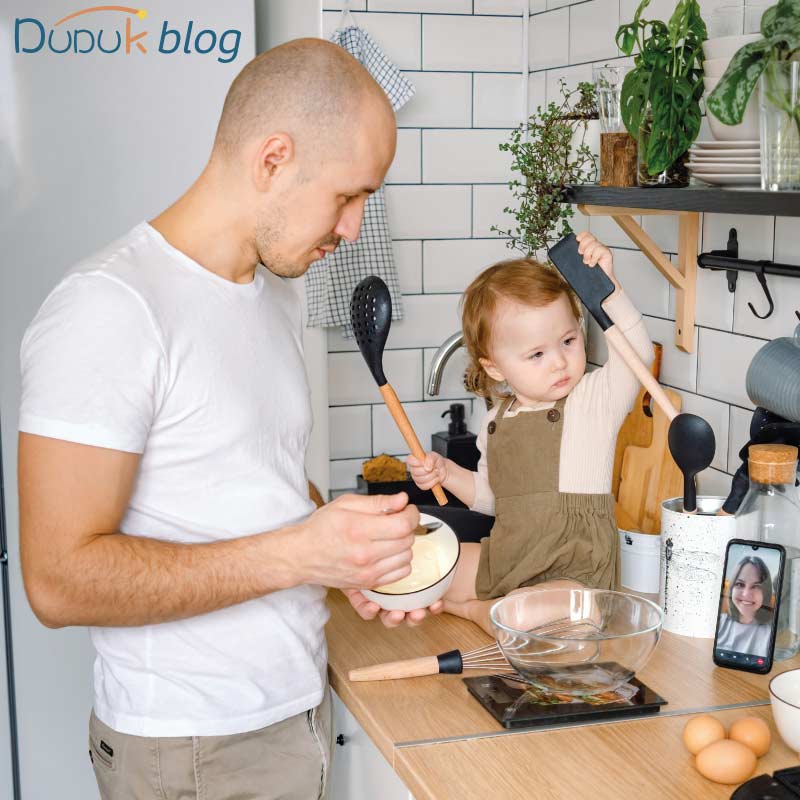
[395,705,800,800]
[327,589,800,763]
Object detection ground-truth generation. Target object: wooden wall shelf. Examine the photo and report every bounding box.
[560,184,800,352]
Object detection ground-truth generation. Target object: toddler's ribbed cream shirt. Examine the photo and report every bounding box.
[471,290,653,516]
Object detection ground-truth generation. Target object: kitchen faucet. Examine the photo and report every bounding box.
[426,331,465,396]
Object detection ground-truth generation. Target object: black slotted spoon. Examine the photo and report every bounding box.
[351,276,448,506]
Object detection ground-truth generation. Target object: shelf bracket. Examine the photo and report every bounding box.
[577,204,699,353]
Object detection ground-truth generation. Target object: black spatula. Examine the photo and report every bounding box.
[548,234,715,513]
[351,276,448,506]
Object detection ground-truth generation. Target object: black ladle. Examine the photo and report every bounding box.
[350,276,448,506]
[548,234,716,513]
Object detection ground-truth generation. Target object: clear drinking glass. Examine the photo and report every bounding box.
[593,65,630,134]
[735,450,800,660]
[708,3,770,38]
[760,61,800,191]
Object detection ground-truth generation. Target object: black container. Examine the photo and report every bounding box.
[432,403,479,471]
[355,474,466,509]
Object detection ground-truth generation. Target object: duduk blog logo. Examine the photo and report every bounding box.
[15,5,242,63]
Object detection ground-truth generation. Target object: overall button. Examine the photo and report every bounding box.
[487,421,497,435]
[547,409,561,423]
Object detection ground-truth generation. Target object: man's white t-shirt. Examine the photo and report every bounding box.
[19,222,328,737]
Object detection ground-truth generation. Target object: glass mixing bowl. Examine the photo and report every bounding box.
[489,588,663,696]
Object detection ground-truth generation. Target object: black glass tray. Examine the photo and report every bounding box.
[464,672,667,730]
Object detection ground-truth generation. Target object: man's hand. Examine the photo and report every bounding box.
[343,589,444,628]
[291,491,418,591]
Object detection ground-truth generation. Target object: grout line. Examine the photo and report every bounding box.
[419,12,423,69]
[323,8,524,16]
[401,70,524,75]
[470,72,475,127]
[470,185,474,238]
[369,404,374,457]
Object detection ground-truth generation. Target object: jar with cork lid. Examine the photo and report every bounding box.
[735,444,800,660]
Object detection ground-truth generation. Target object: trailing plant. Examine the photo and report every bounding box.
[494,81,598,256]
[706,0,800,130]
[615,0,707,176]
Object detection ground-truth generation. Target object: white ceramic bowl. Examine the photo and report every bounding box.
[361,513,460,612]
[703,33,761,62]
[703,57,733,78]
[770,668,800,756]
[704,76,760,141]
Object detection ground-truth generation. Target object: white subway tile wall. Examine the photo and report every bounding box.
[322,11,422,69]
[386,129,422,184]
[569,0,620,63]
[474,73,526,127]
[396,72,472,128]
[423,16,521,71]
[325,1,793,506]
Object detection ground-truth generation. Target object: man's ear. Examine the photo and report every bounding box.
[253,133,294,190]
[479,357,504,384]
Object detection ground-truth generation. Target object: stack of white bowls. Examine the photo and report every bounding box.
[702,33,761,141]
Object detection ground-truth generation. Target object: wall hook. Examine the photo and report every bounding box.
[748,262,775,319]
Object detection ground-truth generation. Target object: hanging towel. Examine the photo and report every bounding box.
[304,25,415,336]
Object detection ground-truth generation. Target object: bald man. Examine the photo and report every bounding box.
[18,39,439,799]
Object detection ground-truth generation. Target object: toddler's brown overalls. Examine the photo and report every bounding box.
[475,395,619,600]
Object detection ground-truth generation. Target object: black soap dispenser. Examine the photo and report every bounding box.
[432,403,480,471]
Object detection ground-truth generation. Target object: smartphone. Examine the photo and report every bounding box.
[713,538,785,674]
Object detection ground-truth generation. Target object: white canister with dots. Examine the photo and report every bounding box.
[660,497,738,638]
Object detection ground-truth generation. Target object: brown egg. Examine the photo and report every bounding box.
[683,714,726,755]
[729,716,772,757]
[695,740,757,785]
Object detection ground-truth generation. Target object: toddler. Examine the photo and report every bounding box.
[408,232,653,634]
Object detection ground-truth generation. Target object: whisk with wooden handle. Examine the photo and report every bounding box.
[348,643,513,682]
[348,616,600,682]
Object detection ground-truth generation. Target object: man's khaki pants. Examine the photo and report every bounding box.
[88,689,333,800]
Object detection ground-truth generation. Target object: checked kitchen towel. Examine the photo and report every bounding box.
[304,25,415,335]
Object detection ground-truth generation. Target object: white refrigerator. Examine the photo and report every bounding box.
[0,2,266,796]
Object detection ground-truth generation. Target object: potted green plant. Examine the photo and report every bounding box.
[616,0,707,186]
[707,0,800,190]
[494,81,598,256]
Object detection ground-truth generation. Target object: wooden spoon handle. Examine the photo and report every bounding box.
[605,326,679,422]
[349,656,441,682]
[379,383,448,506]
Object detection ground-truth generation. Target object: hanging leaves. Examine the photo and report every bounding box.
[707,0,800,126]
[493,82,598,256]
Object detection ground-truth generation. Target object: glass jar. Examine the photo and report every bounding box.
[735,444,800,660]
[759,60,800,191]
[637,108,689,187]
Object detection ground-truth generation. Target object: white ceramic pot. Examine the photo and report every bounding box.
[703,58,733,78]
[703,33,761,62]
[704,76,760,141]
[770,669,800,757]
[659,497,738,638]
[361,513,460,612]
[618,529,661,594]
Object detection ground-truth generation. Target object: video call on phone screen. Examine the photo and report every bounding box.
[714,542,782,669]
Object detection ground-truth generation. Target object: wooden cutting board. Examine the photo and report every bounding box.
[616,387,684,534]
[611,343,663,498]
